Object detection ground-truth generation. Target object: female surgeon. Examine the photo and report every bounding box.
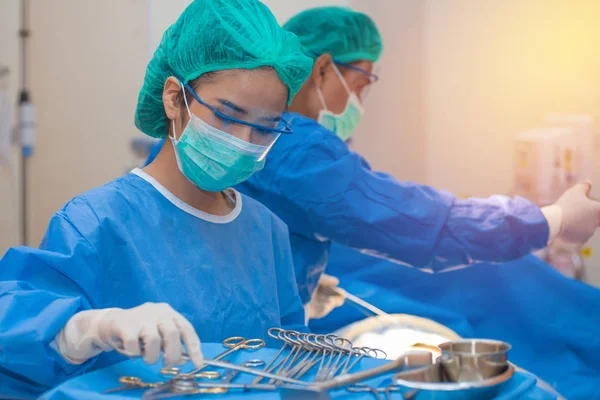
[145,6,600,321]
[0,0,313,396]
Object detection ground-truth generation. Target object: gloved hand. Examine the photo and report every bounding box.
[53,302,204,368]
[541,181,600,245]
[305,274,346,322]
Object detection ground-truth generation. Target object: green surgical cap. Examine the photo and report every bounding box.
[135,0,313,138]
[283,7,383,64]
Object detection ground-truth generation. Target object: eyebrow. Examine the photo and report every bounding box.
[258,115,282,124]
[217,99,248,115]
[218,98,281,125]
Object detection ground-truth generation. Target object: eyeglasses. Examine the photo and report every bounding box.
[332,61,380,102]
[333,60,380,83]
[177,77,294,146]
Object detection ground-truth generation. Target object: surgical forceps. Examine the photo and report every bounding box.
[142,360,268,399]
[115,335,265,374]
[265,330,325,383]
[115,336,264,396]
[184,336,265,376]
[258,329,387,385]
[104,366,221,394]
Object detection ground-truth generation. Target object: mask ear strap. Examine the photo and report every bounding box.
[170,82,191,143]
[171,119,178,142]
[181,82,192,117]
[315,86,328,111]
[332,64,352,96]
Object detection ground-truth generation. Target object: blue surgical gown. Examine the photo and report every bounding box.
[147,113,549,304]
[0,168,305,396]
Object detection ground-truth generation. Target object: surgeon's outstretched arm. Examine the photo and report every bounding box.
[277,133,600,271]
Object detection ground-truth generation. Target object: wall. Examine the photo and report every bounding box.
[148,0,349,54]
[264,0,348,23]
[147,0,192,56]
[350,0,426,183]
[25,0,149,245]
[0,0,21,250]
[423,0,600,284]
[424,0,600,195]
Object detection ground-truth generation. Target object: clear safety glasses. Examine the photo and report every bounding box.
[334,61,381,102]
[179,79,293,147]
[334,61,380,83]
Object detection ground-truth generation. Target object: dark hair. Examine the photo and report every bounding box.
[175,71,218,108]
[176,67,279,109]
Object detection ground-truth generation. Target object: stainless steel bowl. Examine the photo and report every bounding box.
[394,362,515,400]
[438,339,511,382]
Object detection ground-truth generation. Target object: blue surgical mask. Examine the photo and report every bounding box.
[316,65,365,142]
[170,101,269,193]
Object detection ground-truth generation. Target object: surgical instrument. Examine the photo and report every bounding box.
[147,382,325,400]
[145,355,419,400]
[347,383,401,400]
[184,336,265,376]
[258,329,387,385]
[104,377,162,393]
[314,352,430,391]
[334,287,388,317]
[116,336,265,398]
[160,367,220,379]
[202,358,308,385]
[220,359,265,385]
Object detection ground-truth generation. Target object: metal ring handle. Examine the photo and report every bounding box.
[333,337,354,352]
[240,338,265,349]
[119,376,142,385]
[195,371,221,379]
[160,367,180,376]
[373,348,388,359]
[223,336,246,347]
[268,327,284,339]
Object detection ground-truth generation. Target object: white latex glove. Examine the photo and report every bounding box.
[304,274,346,322]
[541,181,600,245]
[53,302,204,368]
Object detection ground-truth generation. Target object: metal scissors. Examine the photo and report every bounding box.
[153,358,269,398]
[347,383,402,400]
[183,336,265,376]
[109,336,265,394]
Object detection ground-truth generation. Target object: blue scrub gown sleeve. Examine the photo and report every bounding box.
[0,211,101,391]
[270,214,307,333]
[274,126,549,271]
